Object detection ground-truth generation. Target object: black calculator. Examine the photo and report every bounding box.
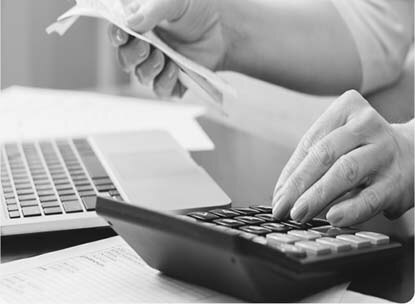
[96,197,402,302]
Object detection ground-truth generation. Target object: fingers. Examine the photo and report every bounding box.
[272,124,363,219]
[108,25,129,47]
[153,61,180,98]
[290,144,387,223]
[126,0,188,33]
[134,48,165,85]
[272,90,366,202]
[118,38,151,72]
[326,181,390,227]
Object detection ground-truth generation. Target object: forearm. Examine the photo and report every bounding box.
[218,0,362,95]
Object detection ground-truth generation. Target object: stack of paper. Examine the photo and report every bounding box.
[0,86,214,151]
[47,0,236,113]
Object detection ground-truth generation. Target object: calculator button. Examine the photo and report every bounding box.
[266,233,301,245]
[282,220,312,229]
[187,212,219,221]
[316,237,352,252]
[252,236,267,245]
[288,230,321,240]
[269,243,307,258]
[231,207,259,215]
[239,225,271,235]
[43,206,63,215]
[336,234,371,249]
[307,218,329,227]
[255,214,276,222]
[250,205,273,213]
[355,231,390,245]
[210,209,240,218]
[310,225,358,237]
[261,223,291,232]
[295,241,331,256]
[214,218,244,228]
[235,216,265,225]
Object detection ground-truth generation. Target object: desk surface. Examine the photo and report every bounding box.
[1,116,413,302]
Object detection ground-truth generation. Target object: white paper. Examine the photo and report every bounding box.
[0,236,238,303]
[46,0,236,113]
[0,234,387,303]
[0,86,214,151]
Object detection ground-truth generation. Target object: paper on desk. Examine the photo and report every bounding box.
[46,0,236,114]
[0,86,214,151]
[0,235,390,304]
[0,236,238,303]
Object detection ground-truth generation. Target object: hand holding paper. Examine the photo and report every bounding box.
[47,0,236,113]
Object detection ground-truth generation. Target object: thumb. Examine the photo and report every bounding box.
[127,0,188,33]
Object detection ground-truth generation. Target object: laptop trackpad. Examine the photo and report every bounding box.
[92,131,231,212]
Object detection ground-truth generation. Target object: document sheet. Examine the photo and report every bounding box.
[0,236,390,303]
[0,86,214,151]
[47,0,236,113]
[0,236,238,303]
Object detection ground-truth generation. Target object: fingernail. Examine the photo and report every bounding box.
[272,194,287,219]
[327,208,344,226]
[291,202,308,222]
[135,68,143,82]
[115,28,127,44]
[127,13,144,27]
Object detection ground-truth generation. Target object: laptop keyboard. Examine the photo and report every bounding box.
[1,139,123,219]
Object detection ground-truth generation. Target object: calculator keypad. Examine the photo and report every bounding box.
[185,206,391,259]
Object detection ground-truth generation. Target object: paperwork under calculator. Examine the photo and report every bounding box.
[0,236,389,303]
[47,0,236,114]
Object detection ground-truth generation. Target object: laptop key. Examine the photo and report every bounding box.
[79,190,96,197]
[20,200,39,207]
[7,204,19,212]
[60,195,79,202]
[62,200,83,213]
[96,184,116,192]
[43,206,63,215]
[81,196,97,211]
[18,194,37,201]
[22,206,41,217]
[8,211,21,219]
[40,195,58,202]
[41,201,60,208]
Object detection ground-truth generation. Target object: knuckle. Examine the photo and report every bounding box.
[290,175,306,195]
[310,140,334,167]
[337,155,359,185]
[362,188,382,215]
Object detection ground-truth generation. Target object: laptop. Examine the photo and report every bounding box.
[0,130,231,236]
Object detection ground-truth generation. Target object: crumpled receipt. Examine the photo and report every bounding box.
[47,0,236,114]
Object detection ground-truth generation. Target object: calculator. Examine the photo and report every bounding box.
[96,196,402,302]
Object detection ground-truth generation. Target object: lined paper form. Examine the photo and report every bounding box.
[0,236,237,303]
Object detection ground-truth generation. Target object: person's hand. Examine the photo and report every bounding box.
[272,90,414,227]
[109,0,227,98]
